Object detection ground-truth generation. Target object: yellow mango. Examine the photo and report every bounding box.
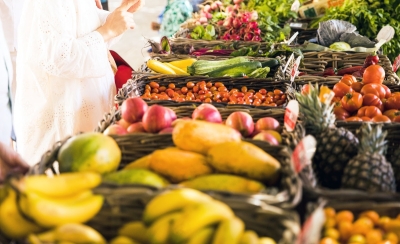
[123,155,151,170]
[172,120,242,155]
[207,141,281,183]
[179,174,265,194]
[149,147,213,183]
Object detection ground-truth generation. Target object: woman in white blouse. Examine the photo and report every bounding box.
[13,0,143,165]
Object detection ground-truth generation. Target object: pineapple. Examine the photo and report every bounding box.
[391,148,400,191]
[295,84,359,189]
[341,123,396,192]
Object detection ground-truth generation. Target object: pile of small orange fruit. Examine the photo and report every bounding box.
[320,207,400,244]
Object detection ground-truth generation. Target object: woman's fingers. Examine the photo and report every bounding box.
[128,0,145,13]
[119,0,140,11]
[94,0,103,9]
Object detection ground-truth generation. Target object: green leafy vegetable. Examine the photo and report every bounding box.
[190,25,217,41]
[312,0,400,61]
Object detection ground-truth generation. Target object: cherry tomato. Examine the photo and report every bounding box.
[218,86,227,92]
[149,81,159,89]
[334,106,350,120]
[241,86,248,93]
[192,86,199,93]
[333,82,353,98]
[181,87,188,94]
[151,88,159,94]
[204,98,212,103]
[206,82,213,88]
[168,83,176,89]
[341,92,363,112]
[259,89,267,95]
[351,82,364,92]
[360,83,386,99]
[371,115,391,122]
[362,94,382,108]
[210,87,217,92]
[145,84,151,90]
[186,82,194,89]
[340,75,357,86]
[357,106,382,118]
[214,82,224,88]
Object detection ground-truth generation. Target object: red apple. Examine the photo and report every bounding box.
[121,97,148,123]
[127,122,146,134]
[166,107,177,121]
[159,127,174,134]
[103,124,127,136]
[252,131,279,145]
[225,111,254,137]
[142,105,173,133]
[117,119,131,129]
[255,117,280,132]
[192,104,222,123]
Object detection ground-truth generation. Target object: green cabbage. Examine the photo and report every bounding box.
[329,42,351,51]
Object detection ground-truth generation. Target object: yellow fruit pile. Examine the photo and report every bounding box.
[0,172,103,241]
[121,120,281,194]
[110,188,277,244]
[320,207,400,244]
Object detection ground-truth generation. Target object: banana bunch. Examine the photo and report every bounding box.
[111,188,277,244]
[27,223,106,244]
[0,172,104,240]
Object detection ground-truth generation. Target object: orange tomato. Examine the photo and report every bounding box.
[361,83,387,99]
[384,109,400,120]
[168,83,175,89]
[393,116,400,122]
[360,210,380,225]
[340,74,357,86]
[360,116,371,121]
[371,115,391,123]
[363,64,385,84]
[362,93,383,108]
[336,211,354,223]
[341,92,363,112]
[181,87,188,94]
[206,82,213,88]
[241,86,248,93]
[186,82,194,89]
[214,82,224,88]
[346,116,363,121]
[149,81,159,88]
[382,84,392,98]
[334,106,350,120]
[357,106,382,118]
[333,82,353,98]
[351,82,364,92]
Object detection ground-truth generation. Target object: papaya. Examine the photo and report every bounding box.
[103,169,169,188]
[207,141,281,183]
[149,147,213,183]
[123,155,151,170]
[172,120,242,155]
[57,133,121,174]
[179,174,265,194]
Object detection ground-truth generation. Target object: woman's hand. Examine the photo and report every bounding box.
[0,143,30,184]
[95,0,103,9]
[96,0,139,42]
[126,0,145,13]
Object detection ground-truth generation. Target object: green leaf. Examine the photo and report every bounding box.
[193,25,205,37]
[202,33,213,41]
[190,32,200,40]
[205,25,216,37]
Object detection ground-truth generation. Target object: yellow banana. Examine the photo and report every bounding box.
[164,63,189,75]
[143,188,213,225]
[53,223,106,244]
[0,185,8,205]
[239,230,259,244]
[169,58,197,71]
[170,200,234,243]
[110,236,139,244]
[29,230,55,243]
[0,189,43,239]
[258,237,277,244]
[26,234,44,244]
[34,190,93,205]
[20,191,103,228]
[147,60,176,75]
[22,172,101,198]
[146,212,181,244]
[187,227,215,244]
[118,221,148,243]
[212,217,245,244]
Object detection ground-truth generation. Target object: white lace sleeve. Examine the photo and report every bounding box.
[32,0,108,79]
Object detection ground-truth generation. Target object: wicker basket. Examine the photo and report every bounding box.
[299,51,400,85]
[298,122,400,203]
[85,186,301,243]
[114,73,296,109]
[31,129,302,208]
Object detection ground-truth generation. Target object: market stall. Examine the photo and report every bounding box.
[2,0,400,243]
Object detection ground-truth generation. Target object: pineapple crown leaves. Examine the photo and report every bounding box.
[295,83,336,132]
[358,123,388,155]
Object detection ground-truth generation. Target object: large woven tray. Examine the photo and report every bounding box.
[30,132,302,209]
[115,72,296,109]
[299,51,400,85]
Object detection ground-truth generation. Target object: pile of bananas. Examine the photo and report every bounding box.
[110,188,277,244]
[0,172,104,242]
